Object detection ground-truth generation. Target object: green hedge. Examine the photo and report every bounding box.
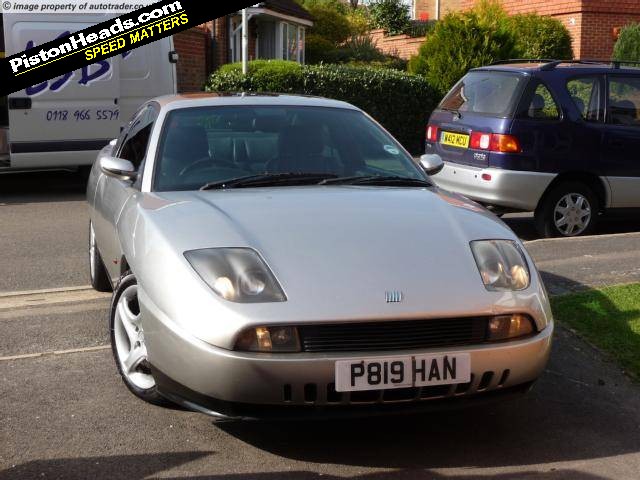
[206,61,438,154]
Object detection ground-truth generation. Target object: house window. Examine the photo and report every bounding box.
[280,23,305,63]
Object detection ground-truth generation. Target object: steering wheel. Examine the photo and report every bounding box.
[179,156,235,177]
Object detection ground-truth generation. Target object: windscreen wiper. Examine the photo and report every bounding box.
[200,172,339,190]
[319,175,432,187]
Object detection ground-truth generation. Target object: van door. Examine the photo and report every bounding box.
[0,14,9,167]
[603,74,640,208]
[4,14,121,169]
[120,36,176,124]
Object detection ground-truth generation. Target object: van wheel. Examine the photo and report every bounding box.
[110,272,166,406]
[534,182,598,238]
[89,222,113,292]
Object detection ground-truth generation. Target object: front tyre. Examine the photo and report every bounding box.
[110,273,166,406]
[534,182,598,238]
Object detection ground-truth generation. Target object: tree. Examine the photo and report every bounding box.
[409,10,515,95]
[368,0,411,35]
[613,23,640,63]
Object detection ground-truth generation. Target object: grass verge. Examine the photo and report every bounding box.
[551,283,640,380]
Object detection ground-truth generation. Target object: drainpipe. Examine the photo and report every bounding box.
[435,0,440,20]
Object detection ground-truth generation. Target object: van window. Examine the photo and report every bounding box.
[440,71,525,117]
[526,83,560,120]
[0,15,8,127]
[608,76,640,127]
[567,77,603,122]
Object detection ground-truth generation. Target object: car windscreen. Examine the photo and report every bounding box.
[0,15,7,127]
[153,105,426,192]
[439,71,526,117]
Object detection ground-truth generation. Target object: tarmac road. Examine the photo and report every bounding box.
[1,170,640,479]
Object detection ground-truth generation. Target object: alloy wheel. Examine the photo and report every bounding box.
[113,284,155,390]
[553,193,592,237]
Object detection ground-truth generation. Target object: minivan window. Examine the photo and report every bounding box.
[440,71,525,117]
[0,15,8,127]
[608,76,640,127]
[526,83,560,120]
[567,77,603,122]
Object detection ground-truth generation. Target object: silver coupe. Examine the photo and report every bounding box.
[87,94,553,419]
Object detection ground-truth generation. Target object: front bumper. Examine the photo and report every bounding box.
[142,296,553,418]
[433,162,556,212]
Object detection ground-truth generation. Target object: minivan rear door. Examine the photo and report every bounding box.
[5,14,121,168]
[428,70,527,168]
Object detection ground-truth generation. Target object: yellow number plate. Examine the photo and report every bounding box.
[441,131,470,149]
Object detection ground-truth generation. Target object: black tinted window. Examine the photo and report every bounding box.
[567,77,603,122]
[609,76,640,127]
[440,71,525,116]
[525,83,560,120]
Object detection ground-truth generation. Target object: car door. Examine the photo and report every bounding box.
[94,104,158,282]
[602,74,640,208]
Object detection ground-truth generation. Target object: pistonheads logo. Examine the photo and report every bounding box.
[385,291,403,303]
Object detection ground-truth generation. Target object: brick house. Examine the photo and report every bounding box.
[412,0,640,59]
[173,0,313,92]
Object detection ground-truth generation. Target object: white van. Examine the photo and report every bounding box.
[0,13,177,170]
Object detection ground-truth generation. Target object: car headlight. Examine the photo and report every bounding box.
[235,326,301,352]
[184,248,286,303]
[470,240,530,291]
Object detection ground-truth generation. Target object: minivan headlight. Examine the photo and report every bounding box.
[471,240,530,291]
[184,248,286,303]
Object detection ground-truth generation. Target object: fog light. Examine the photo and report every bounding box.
[488,314,534,341]
[235,326,301,352]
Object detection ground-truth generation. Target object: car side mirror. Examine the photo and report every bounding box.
[100,155,137,181]
[419,154,444,176]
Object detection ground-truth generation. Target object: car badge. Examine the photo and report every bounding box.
[385,291,404,303]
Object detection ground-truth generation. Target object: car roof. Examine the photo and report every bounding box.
[475,60,640,76]
[152,93,360,111]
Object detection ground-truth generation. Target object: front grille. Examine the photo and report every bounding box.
[298,317,489,353]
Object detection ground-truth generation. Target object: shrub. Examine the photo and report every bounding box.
[205,62,439,154]
[409,11,515,96]
[333,36,387,63]
[613,23,640,63]
[304,3,353,45]
[369,0,411,35]
[508,14,573,60]
[305,33,339,64]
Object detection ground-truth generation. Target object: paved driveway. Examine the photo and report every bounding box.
[1,171,639,479]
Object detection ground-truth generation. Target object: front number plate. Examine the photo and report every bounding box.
[335,354,471,392]
[441,131,470,149]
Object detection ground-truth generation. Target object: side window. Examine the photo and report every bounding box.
[118,106,156,168]
[567,76,603,122]
[608,76,640,127]
[526,83,560,120]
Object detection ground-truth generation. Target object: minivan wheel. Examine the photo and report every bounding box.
[535,182,598,238]
[89,222,113,292]
[110,273,166,406]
